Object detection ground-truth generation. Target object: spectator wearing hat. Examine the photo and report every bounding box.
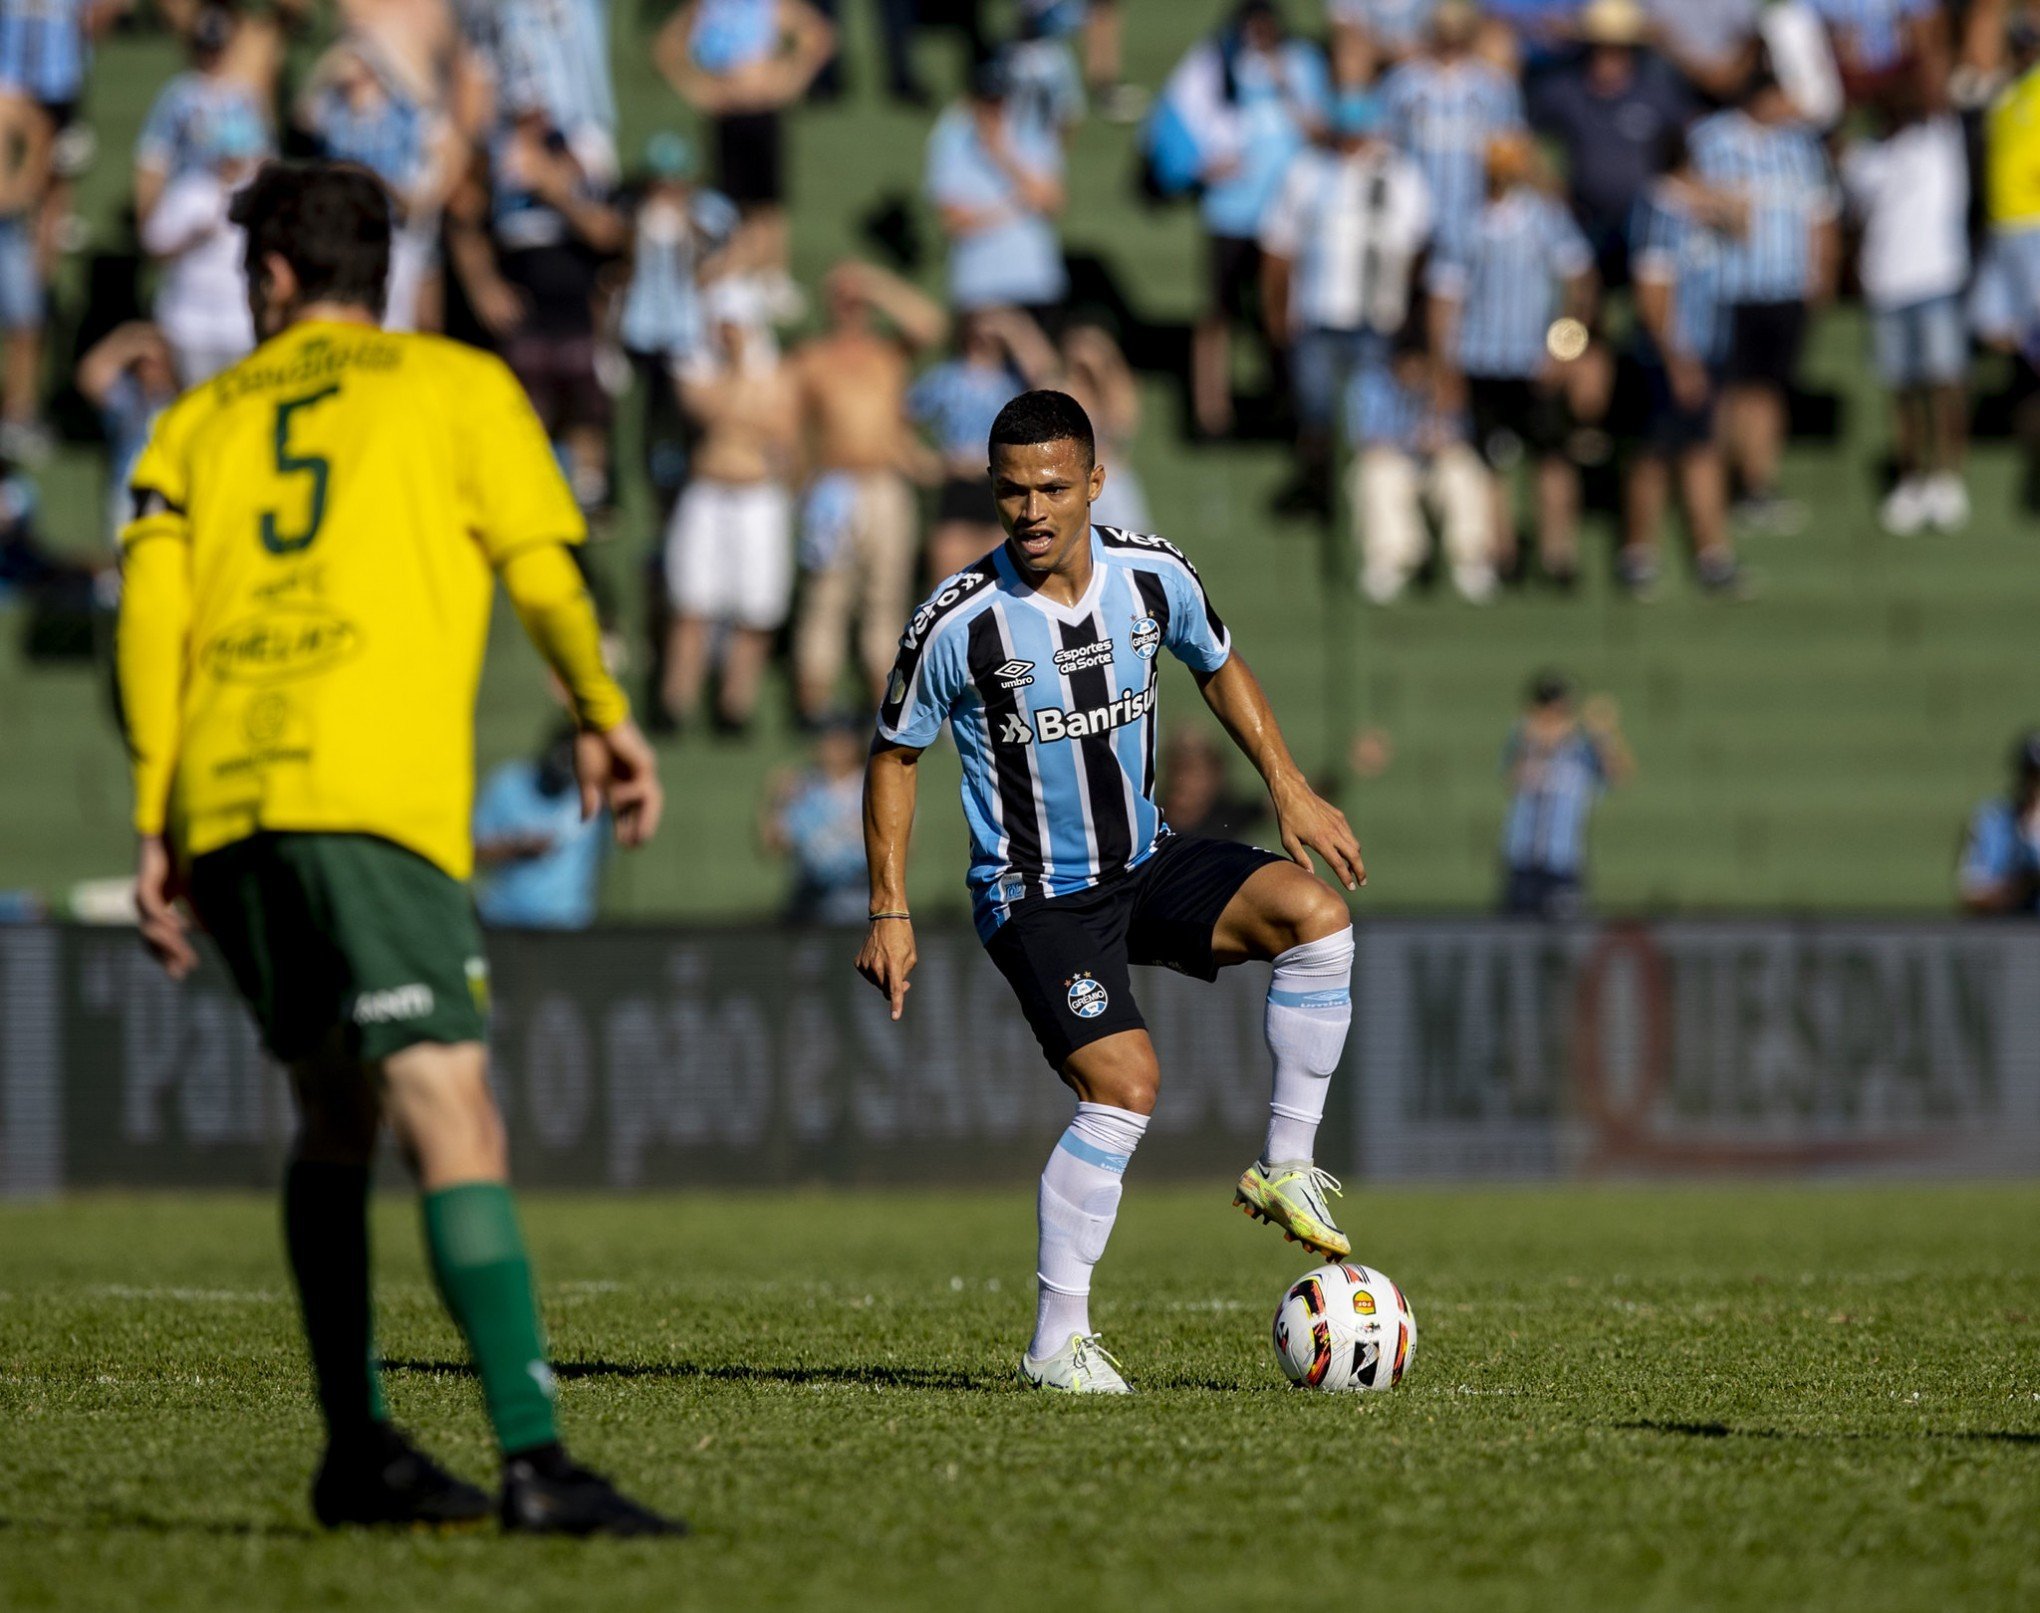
[656,0,835,287]
[1690,65,1841,535]
[1379,0,1526,265]
[1429,131,1597,587]
[924,57,1069,320]
[1842,85,1973,536]
[1160,0,1330,438]
[1959,732,2040,914]
[1499,672,1634,919]
[1529,0,1694,292]
[1625,127,1748,598]
[1260,88,1433,515]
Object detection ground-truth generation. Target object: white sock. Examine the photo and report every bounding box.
[1262,927,1355,1165]
[1031,1102,1149,1359]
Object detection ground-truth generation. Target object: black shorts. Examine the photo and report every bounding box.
[1207,232,1262,322]
[1468,377,1571,469]
[503,331,610,438]
[1722,300,1808,390]
[1638,357,1718,454]
[935,472,998,526]
[984,834,1285,1069]
[715,110,784,206]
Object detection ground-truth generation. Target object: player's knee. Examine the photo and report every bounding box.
[1283,877,1353,951]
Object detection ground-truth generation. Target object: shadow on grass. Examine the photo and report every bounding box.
[1616,1419,2040,1445]
[386,1357,1002,1392]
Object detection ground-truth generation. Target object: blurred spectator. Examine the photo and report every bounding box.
[133,5,271,247]
[1057,320,1150,531]
[473,723,608,930]
[1958,729,2040,915]
[1483,0,1591,75]
[1529,0,1693,292]
[1161,0,1329,437]
[1642,0,1759,102]
[1985,29,2040,363]
[1379,0,1525,264]
[1346,335,1494,603]
[160,0,307,106]
[925,56,1068,319]
[617,131,740,523]
[1807,0,1950,106]
[76,322,176,546]
[662,289,799,735]
[908,305,1057,579]
[1499,672,1633,919]
[1160,726,1267,840]
[656,0,836,285]
[298,38,462,331]
[1429,132,1596,586]
[139,95,265,386]
[449,105,627,514]
[1691,65,1841,535]
[1329,0,1438,88]
[790,260,946,721]
[760,716,869,925]
[1260,90,1432,515]
[1003,0,1086,144]
[1842,90,1972,536]
[1625,129,1746,598]
[464,0,618,179]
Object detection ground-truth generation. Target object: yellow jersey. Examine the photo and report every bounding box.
[1989,63,2040,231]
[119,319,624,881]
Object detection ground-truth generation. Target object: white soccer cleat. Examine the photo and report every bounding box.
[1018,1333,1132,1394]
[1235,1159,1352,1260]
[1879,478,1930,537]
[1925,474,1970,533]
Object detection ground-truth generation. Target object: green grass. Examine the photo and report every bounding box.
[1,1184,2036,1610]
[1,11,2036,918]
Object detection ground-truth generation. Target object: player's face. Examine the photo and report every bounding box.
[991,439,1106,575]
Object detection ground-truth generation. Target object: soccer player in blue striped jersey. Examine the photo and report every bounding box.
[858,391,1366,1393]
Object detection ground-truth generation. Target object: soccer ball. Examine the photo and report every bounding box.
[1271,1263,1417,1392]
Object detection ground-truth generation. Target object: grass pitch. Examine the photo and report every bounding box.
[1,1183,2035,1611]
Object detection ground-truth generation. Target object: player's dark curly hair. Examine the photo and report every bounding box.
[230,161,392,319]
[989,389,1096,468]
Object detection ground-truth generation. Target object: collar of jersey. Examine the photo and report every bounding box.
[991,525,1108,627]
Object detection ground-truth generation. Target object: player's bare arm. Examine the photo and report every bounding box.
[1196,655,1365,892]
[855,740,921,1020]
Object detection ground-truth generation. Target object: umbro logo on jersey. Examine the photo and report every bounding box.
[1052,640,1114,675]
[1033,684,1157,744]
[997,712,1034,746]
[994,659,1035,690]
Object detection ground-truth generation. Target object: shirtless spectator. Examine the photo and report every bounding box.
[663,289,801,735]
[788,260,947,722]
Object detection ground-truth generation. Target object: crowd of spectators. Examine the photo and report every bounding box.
[2,1,2038,923]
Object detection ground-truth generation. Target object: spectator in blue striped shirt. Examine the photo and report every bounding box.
[1346,335,1493,602]
[1379,0,1525,264]
[1499,672,1634,920]
[1625,128,1747,598]
[1429,132,1596,587]
[133,6,272,230]
[1690,67,1841,534]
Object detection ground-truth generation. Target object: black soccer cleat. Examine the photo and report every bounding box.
[499,1445,687,1538]
[311,1424,492,1529]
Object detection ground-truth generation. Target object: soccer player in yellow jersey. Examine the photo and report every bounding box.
[116,163,681,1537]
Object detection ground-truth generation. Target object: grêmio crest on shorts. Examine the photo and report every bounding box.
[876,526,1232,940]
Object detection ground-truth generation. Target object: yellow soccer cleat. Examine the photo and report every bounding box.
[1234,1160,1352,1260]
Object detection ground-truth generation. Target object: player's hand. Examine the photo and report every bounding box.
[1271,776,1366,892]
[472,279,527,338]
[576,719,665,849]
[855,917,916,1021]
[134,833,198,981]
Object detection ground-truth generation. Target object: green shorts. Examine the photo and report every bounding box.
[189,832,489,1065]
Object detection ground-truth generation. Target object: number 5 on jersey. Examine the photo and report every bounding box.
[260,385,341,555]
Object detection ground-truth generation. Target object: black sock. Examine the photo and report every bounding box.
[283,1160,389,1447]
